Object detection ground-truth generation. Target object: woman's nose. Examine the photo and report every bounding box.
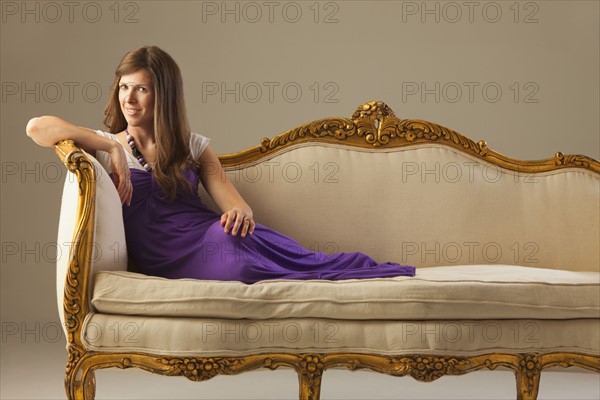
[124,90,137,103]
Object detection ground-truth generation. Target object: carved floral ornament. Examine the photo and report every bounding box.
[257,101,484,150]
[393,355,471,382]
[161,357,245,381]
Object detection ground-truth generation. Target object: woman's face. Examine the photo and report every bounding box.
[118,69,154,131]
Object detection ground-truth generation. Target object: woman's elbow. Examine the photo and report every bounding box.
[26,116,43,138]
[26,116,53,146]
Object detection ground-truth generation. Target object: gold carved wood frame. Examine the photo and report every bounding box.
[55,101,600,400]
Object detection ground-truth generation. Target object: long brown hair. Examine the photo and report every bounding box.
[103,46,199,201]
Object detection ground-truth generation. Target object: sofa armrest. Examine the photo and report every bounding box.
[54,139,97,348]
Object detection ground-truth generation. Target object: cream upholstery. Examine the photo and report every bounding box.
[56,165,79,329]
[81,315,600,357]
[202,144,600,272]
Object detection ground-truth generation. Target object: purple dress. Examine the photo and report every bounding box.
[117,167,416,284]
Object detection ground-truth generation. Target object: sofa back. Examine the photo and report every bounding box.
[198,143,598,273]
[201,100,599,273]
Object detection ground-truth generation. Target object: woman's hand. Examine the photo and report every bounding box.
[107,142,133,206]
[221,206,255,238]
[198,145,256,238]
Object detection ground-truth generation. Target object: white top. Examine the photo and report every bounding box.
[92,130,211,174]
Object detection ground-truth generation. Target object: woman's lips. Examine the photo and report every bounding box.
[125,108,140,115]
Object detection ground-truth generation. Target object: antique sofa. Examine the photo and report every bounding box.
[54,101,599,399]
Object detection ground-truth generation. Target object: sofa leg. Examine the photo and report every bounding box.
[83,370,96,399]
[65,364,96,400]
[515,364,541,400]
[297,372,322,400]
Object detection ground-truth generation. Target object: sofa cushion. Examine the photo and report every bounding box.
[91,265,600,320]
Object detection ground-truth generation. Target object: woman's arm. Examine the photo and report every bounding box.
[26,116,133,206]
[198,145,255,238]
[27,116,111,154]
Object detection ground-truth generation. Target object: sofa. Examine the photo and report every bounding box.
[54,101,599,399]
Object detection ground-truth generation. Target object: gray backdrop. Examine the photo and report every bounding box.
[1,1,599,398]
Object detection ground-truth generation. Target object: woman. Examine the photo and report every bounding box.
[27,46,415,283]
